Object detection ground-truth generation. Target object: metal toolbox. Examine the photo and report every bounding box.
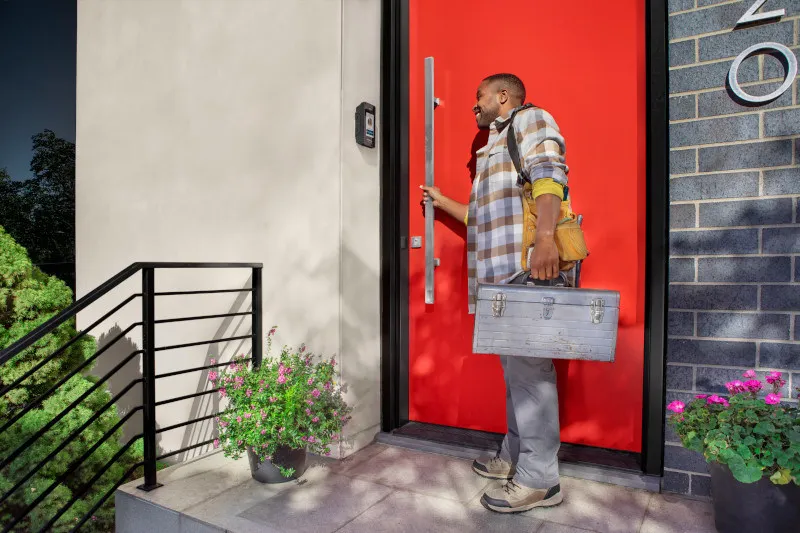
[472,283,620,362]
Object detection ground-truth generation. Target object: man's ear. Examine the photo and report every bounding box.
[497,89,509,105]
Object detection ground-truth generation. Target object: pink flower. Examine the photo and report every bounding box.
[301,436,308,442]
[208,371,218,382]
[694,395,708,400]
[259,387,264,393]
[277,375,287,384]
[312,417,320,423]
[237,440,243,446]
[308,436,316,443]
[237,416,242,423]
[219,388,227,398]
[324,382,332,390]
[707,395,729,407]
[743,369,757,379]
[745,379,763,393]
[766,371,783,384]
[259,380,265,385]
[333,411,338,416]
[725,381,745,394]
[213,439,220,449]
[305,408,312,415]
[246,389,253,397]
[765,393,781,405]
[269,327,277,337]
[667,401,685,414]
[312,389,321,398]
[210,358,216,365]
[235,376,245,386]
[279,363,286,374]
[300,344,307,353]
[261,429,267,435]
[244,413,252,419]
[269,396,277,403]
[220,420,228,428]
[279,427,285,433]
[306,400,314,405]
[307,378,314,385]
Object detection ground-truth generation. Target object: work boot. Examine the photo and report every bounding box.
[471,455,514,480]
[480,479,563,513]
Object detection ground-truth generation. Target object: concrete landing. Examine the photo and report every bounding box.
[116,443,717,533]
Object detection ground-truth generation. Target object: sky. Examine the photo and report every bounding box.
[0,0,76,181]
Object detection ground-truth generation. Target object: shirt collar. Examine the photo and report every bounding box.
[490,103,530,131]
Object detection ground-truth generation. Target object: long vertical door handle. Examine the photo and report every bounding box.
[424,56,440,304]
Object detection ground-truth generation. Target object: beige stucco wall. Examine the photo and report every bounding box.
[75,0,381,460]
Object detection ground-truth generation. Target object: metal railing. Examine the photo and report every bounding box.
[0,262,263,532]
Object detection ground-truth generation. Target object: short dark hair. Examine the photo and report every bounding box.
[482,73,526,103]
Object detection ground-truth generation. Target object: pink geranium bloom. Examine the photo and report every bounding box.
[213,439,220,449]
[277,375,287,384]
[695,394,708,399]
[308,436,316,443]
[765,393,781,405]
[312,389,321,398]
[307,378,314,385]
[210,358,216,365]
[312,417,320,423]
[725,381,745,394]
[743,369,756,379]
[246,389,253,397]
[269,396,277,403]
[219,388,227,398]
[324,382,332,390]
[244,413,252,419]
[208,371,218,382]
[766,371,782,384]
[305,408,312,415]
[261,429,267,435]
[745,379,763,393]
[667,401,685,414]
[707,395,730,407]
[237,416,242,423]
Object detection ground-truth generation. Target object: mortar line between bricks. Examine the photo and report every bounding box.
[669,133,800,149]
[670,16,800,43]
[759,170,765,196]
[670,102,800,124]
[694,311,699,336]
[760,227,764,253]
[669,309,791,315]
[671,222,800,230]
[670,254,797,259]
[669,42,800,68]
[795,18,799,46]
[669,75,800,97]
[669,334,792,342]
[758,285,762,310]
[759,54,765,81]
[669,280,800,285]
[671,195,800,204]
[669,164,799,179]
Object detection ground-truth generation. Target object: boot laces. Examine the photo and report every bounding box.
[504,480,522,495]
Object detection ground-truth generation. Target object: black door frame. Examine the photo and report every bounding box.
[379,0,669,478]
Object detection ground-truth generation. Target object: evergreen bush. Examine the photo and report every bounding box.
[0,226,143,532]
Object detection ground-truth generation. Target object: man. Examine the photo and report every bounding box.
[421,73,568,513]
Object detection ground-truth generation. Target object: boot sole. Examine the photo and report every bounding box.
[480,491,564,514]
[471,464,514,480]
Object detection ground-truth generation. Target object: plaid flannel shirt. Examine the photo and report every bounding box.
[466,104,569,313]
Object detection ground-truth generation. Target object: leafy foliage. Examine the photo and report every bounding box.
[0,130,76,290]
[213,328,352,478]
[667,370,800,486]
[0,227,142,532]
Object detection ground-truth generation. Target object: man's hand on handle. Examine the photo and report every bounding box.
[528,193,561,280]
[420,185,468,224]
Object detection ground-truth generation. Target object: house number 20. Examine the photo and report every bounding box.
[727,0,798,104]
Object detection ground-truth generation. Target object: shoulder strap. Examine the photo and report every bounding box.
[506,105,532,187]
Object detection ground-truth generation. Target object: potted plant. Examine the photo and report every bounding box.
[666,370,800,533]
[210,327,352,483]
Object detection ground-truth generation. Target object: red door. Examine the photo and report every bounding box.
[407,0,647,452]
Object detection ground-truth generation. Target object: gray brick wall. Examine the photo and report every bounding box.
[667,0,800,497]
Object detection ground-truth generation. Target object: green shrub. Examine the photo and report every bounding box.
[0,226,142,532]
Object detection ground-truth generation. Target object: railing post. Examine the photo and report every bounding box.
[138,267,162,491]
[252,267,263,369]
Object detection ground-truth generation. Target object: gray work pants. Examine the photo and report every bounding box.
[497,273,561,489]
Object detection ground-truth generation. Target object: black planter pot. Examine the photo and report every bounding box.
[709,462,800,533]
[247,446,307,483]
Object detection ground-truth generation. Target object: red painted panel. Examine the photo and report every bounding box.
[408,0,647,452]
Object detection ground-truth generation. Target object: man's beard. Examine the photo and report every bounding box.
[476,105,500,128]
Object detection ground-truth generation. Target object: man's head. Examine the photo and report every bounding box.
[473,73,526,128]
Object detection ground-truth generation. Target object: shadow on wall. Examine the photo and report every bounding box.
[93,324,165,455]
[176,277,255,463]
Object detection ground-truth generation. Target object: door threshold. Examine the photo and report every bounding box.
[376,422,661,493]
